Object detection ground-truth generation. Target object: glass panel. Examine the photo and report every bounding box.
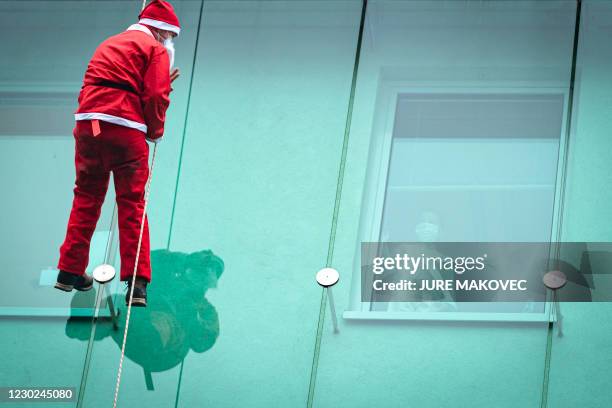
[548,1,612,406]
[313,1,577,407]
[0,2,133,406]
[73,1,205,407]
[80,1,362,407]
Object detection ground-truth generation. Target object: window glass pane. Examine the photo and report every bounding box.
[381,92,564,243]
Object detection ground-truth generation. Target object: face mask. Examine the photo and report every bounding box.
[163,37,175,70]
[415,222,439,242]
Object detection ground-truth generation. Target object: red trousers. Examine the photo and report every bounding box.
[58,120,151,282]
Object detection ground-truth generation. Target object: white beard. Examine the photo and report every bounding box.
[164,38,175,70]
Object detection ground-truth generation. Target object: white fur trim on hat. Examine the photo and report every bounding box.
[126,24,154,37]
[139,18,180,36]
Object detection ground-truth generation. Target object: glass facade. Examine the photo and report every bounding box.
[1,0,611,407]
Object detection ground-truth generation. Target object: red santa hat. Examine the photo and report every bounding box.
[139,0,181,36]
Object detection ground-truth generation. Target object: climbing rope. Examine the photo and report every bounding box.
[111,3,154,406]
[112,143,158,408]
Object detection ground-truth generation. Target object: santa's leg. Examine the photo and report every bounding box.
[58,124,110,276]
[112,139,151,283]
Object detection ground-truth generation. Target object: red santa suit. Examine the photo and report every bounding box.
[58,0,181,283]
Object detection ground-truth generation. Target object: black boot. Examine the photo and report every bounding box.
[125,276,148,307]
[54,270,94,292]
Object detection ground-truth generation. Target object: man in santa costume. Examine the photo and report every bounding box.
[54,0,181,307]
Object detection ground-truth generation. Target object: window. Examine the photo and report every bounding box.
[346,87,568,321]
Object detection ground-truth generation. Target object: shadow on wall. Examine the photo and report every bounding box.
[64,249,224,388]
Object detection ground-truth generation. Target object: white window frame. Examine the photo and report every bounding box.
[345,81,570,322]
